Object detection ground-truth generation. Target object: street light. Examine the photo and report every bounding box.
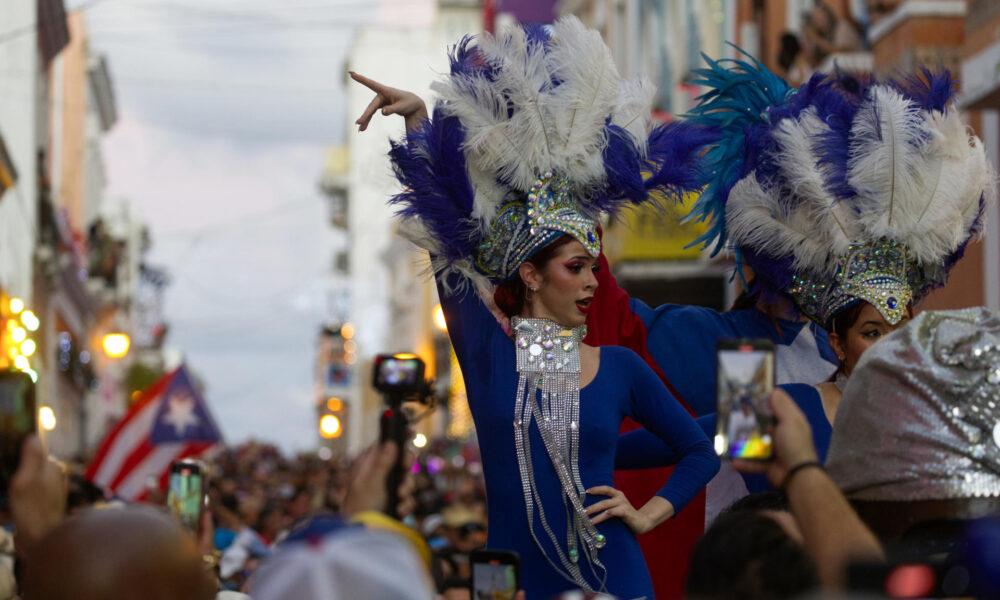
[20,310,39,332]
[102,333,130,358]
[319,414,342,439]
[433,304,447,331]
[39,406,56,431]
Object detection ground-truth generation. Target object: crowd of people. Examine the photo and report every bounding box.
[3,10,1000,600]
[5,306,1000,599]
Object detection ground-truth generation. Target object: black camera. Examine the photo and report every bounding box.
[372,354,426,394]
[371,354,436,518]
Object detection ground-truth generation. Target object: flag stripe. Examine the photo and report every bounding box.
[86,372,174,483]
[107,438,156,491]
[115,443,187,501]
[91,400,160,488]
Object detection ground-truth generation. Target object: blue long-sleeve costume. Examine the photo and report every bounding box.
[589,258,837,502]
[629,301,838,417]
[440,277,719,600]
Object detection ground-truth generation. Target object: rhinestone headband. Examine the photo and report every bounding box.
[789,240,921,328]
[476,172,600,282]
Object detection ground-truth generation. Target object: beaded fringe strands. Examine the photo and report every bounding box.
[511,317,608,591]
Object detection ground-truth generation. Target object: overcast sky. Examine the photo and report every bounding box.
[71,0,385,453]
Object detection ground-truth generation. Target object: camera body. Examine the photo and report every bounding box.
[372,354,426,395]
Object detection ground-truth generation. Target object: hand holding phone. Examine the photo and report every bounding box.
[470,550,520,600]
[730,389,820,491]
[0,371,37,508]
[715,339,775,461]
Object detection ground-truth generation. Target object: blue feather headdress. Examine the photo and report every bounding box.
[388,16,715,293]
[685,55,996,327]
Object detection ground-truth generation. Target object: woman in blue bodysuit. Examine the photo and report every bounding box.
[351,18,719,600]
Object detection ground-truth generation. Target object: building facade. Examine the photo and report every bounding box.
[320,0,481,454]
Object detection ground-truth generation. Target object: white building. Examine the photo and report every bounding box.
[334,0,481,453]
[0,0,44,305]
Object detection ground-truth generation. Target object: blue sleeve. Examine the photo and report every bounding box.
[616,383,830,494]
[621,350,720,513]
[614,414,717,469]
[436,272,505,365]
[630,302,734,417]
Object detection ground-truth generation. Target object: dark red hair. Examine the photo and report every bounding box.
[493,235,576,318]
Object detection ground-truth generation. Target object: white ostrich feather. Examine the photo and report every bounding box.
[611,77,656,150]
[432,15,637,210]
[544,17,622,186]
[847,85,933,241]
[726,173,837,277]
[434,24,555,194]
[899,108,992,264]
[771,108,856,256]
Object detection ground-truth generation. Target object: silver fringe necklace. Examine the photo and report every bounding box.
[511,317,607,591]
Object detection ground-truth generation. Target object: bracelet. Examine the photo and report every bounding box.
[780,460,824,491]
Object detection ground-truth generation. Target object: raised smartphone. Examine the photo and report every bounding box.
[166,459,206,533]
[715,338,776,461]
[470,549,520,600]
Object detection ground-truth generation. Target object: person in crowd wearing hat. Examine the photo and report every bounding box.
[827,307,1000,545]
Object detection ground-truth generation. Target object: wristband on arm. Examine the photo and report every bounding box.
[780,461,824,491]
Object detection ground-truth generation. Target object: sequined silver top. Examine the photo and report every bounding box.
[826,307,1000,501]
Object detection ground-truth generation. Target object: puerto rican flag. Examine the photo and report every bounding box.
[86,365,222,501]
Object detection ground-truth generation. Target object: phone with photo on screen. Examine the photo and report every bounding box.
[166,459,206,533]
[715,338,776,461]
[470,549,520,600]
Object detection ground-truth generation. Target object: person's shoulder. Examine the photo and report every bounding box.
[598,344,649,371]
[647,303,727,330]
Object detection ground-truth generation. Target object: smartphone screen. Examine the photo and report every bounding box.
[470,551,519,600]
[0,371,36,507]
[715,340,775,461]
[167,461,204,532]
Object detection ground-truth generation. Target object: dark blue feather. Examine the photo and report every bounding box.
[643,121,719,195]
[892,68,956,113]
[388,106,478,263]
[591,122,646,213]
[448,35,491,79]
[522,22,552,49]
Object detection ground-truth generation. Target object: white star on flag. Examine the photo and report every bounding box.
[162,392,201,436]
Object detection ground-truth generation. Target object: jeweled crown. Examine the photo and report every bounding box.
[790,240,919,327]
[476,172,600,281]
